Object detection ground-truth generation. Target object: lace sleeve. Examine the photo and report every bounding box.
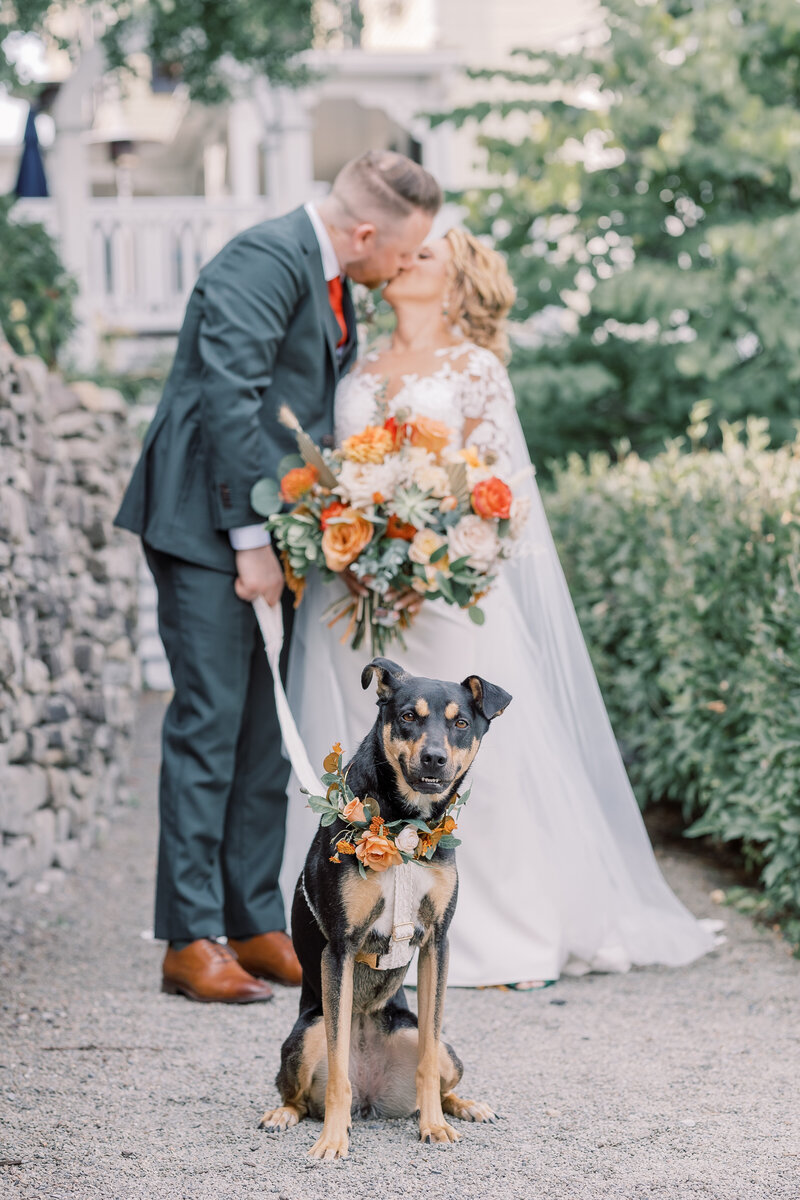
[459,347,518,476]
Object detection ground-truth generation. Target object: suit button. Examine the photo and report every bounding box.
[320,434,335,448]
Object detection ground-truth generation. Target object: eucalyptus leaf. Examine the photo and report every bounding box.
[320,811,339,827]
[468,605,486,626]
[277,453,305,476]
[250,478,282,517]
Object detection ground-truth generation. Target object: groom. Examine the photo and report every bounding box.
[115,151,441,1003]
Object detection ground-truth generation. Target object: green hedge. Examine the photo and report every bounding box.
[0,196,77,367]
[544,407,800,939]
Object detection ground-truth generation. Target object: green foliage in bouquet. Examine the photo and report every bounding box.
[434,0,800,469]
[0,197,77,367]
[544,406,800,944]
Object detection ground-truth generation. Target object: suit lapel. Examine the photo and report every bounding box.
[296,208,345,379]
[339,279,359,374]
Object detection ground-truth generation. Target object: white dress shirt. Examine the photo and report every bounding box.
[229,202,343,553]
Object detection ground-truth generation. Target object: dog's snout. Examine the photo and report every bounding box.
[421,748,448,770]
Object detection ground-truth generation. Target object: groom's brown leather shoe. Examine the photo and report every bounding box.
[162,939,273,1003]
[227,931,302,987]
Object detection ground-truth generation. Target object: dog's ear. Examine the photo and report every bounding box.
[361,657,408,698]
[462,675,512,721]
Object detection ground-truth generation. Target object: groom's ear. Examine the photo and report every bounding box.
[361,658,408,699]
[461,675,512,721]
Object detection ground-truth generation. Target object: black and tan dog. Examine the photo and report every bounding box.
[259,656,511,1160]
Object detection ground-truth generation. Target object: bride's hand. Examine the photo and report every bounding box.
[341,568,369,598]
[387,586,424,616]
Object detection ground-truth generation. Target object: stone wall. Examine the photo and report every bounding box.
[0,340,141,892]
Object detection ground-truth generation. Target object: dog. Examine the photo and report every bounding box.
[259,656,512,1160]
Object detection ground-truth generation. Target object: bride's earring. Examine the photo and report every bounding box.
[442,290,451,319]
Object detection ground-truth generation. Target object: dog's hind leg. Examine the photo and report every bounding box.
[259,1013,326,1132]
[441,1091,498,1124]
[437,1036,497,1123]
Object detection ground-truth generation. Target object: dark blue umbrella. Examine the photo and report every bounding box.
[14,107,49,198]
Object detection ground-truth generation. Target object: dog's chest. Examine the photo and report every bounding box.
[368,863,449,938]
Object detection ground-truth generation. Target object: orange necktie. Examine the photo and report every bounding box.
[327,276,348,348]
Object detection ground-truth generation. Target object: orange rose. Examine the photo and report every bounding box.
[408,415,453,456]
[384,416,410,448]
[280,464,319,503]
[386,513,417,541]
[321,508,374,571]
[320,500,347,529]
[342,797,367,823]
[356,832,403,872]
[471,476,513,520]
[342,425,395,464]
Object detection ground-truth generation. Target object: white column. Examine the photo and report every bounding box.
[50,45,103,369]
[264,86,315,214]
[227,98,261,201]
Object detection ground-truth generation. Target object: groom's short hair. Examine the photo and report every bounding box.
[331,151,442,224]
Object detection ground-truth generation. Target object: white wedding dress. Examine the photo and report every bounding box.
[279,341,717,986]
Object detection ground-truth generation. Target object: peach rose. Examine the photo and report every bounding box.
[342,797,367,823]
[408,415,453,456]
[321,508,374,571]
[408,528,446,565]
[356,831,403,872]
[280,464,319,503]
[471,476,513,521]
[341,425,395,464]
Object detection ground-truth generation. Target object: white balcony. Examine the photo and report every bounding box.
[14,196,274,337]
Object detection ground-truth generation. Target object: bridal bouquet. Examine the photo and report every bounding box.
[250,404,529,654]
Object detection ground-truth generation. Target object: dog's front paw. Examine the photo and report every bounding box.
[442,1091,498,1123]
[308,1121,350,1161]
[259,1105,301,1132]
[419,1118,461,1144]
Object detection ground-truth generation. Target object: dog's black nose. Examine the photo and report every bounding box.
[421,748,448,770]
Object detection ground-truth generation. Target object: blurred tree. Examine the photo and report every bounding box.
[436,0,800,468]
[0,0,342,103]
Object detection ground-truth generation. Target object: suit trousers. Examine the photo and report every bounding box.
[144,544,294,942]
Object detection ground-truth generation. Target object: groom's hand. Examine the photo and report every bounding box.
[234,545,284,605]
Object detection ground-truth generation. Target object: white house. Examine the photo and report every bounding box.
[7,0,594,367]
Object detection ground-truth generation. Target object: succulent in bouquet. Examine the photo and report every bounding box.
[250,405,529,654]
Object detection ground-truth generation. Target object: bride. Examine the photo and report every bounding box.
[279,228,717,987]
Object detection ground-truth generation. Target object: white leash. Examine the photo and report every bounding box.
[253,596,417,972]
[251,596,322,797]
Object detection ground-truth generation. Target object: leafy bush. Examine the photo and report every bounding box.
[544,408,800,933]
[0,197,77,367]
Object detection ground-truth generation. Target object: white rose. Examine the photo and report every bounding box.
[406,449,451,497]
[395,825,420,853]
[335,459,400,509]
[447,515,501,572]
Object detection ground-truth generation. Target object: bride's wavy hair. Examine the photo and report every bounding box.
[444,228,516,363]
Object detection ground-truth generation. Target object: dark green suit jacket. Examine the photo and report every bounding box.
[115,206,357,572]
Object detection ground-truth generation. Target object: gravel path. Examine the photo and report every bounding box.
[2,694,799,1200]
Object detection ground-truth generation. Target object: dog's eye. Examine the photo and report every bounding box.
[401,712,416,723]
[454,718,469,729]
